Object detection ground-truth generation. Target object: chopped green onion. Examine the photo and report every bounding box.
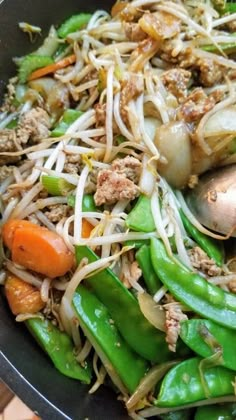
[116,135,126,145]
[51,109,83,137]
[41,175,75,196]
[18,55,54,83]
[6,118,18,129]
[57,14,92,38]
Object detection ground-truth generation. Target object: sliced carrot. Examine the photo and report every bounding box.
[28,54,76,81]
[82,219,94,239]
[3,219,74,278]
[2,219,41,250]
[5,274,45,315]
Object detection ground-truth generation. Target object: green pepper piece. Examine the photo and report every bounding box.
[75,246,171,362]
[67,194,97,212]
[73,284,149,393]
[51,109,83,137]
[18,55,54,83]
[126,194,155,232]
[156,357,235,407]
[180,319,236,371]
[26,318,91,383]
[194,403,236,420]
[180,210,224,266]
[150,238,236,330]
[136,244,162,295]
[57,14,92,38]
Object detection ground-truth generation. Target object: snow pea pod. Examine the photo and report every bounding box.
[150,238,236,330]
[159,408,193,420]
[125,194,155,232]
[180,210,224,266]
[194,403,236,419]
[75,245,171,362]
[26,318,91,383]
[67,194,97,212]
[136,244,162,295]
[157,357,235,407]
[73,284,149,393]
[180,319,236,371]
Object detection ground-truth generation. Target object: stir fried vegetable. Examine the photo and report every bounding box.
[0,0,236,417]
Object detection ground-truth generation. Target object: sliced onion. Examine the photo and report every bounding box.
[155,121,192,188]
[138,292,166,332]
[204,106,236,138]
[139,154,157,197]
[126,360,178,411]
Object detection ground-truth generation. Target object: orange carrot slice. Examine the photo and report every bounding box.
[28,54,76,81]
[3,219,74,278]
[82,219,94,238]
[5,274,45,315]
[2,219,41,250]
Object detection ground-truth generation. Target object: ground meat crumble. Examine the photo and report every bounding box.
[17,107,51,144]
[188,246,222,277]
[94,156,141,206]
[165,304,188,352]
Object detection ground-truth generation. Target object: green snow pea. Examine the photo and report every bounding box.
[75,245,171,362]
[194,403,236,419]
[150,238,236,330]
[51,109,83,137]
[157,357,235,407]
[159,408,193,420]
[180,319,236,371]
[67,194,97,212]
[136,244,162,295]
[126,194,155,232]
[18,55,54,83]
[58,14,92,38]
[180,211,224,266]
[26,318,91,383]
[73,284,149,393]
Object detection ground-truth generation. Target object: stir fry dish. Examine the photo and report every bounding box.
[0,0,236,417]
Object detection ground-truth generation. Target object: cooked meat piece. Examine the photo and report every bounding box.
[85,168,99,194]
[179,88,216,123]
[188,246,222,277]
[45,204,71,223]
[124,22,146,42]
[165,304,188,352]
[225,19,236,33]
[121,258,142,289]
[0,165,14,181]
[17,107,51,144]
[64,154,81,174]
[0,129,21,165]
[111,156,142,183]
[161,68,191,101]
[196,57,223,87]
[94,102,106,127]
[94,169,139,206]
[0,77,18,113]
[229,280,236,293]
[120,74,144,120]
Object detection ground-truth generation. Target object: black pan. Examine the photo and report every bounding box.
[0,1,129,418]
